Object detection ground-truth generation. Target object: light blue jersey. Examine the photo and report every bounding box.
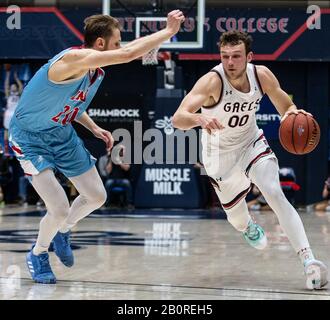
[12,47,104,132]
[9,47,105,177]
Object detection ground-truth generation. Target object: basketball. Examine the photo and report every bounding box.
[279,113,320,155]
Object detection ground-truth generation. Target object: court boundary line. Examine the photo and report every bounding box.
[3,277,329,298]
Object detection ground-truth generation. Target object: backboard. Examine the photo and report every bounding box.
[102,0,205,50]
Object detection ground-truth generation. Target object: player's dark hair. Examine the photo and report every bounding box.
[218,30,253,55]
[84,15,120,47]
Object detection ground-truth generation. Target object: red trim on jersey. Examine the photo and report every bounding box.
[252,134,265,147]
[222,185,252,210]
[11,145,23,155]
[88,68,104,86]
[253,65,264,95]
[209,176,220,192]
[245,148,273,176]
[202,69,223,109]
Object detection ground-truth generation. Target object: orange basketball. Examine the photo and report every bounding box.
[279,113,320,155]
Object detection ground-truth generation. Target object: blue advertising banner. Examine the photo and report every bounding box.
[134,88,204,208]
[0,7,83,59]
[0,7,329,60]
[134,164,203,208]
[179,8,330,60]
[256,95,281,139]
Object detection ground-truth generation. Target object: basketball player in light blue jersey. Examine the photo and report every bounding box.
[9,10,185,284]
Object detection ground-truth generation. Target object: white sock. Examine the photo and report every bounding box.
[298,247,315,265]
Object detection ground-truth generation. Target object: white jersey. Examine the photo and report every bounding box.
[201,63,264,154]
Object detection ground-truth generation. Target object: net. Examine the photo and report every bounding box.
[142,47,160,65]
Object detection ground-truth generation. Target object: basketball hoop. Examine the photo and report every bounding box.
[142,47,160,65]
[142,48,172,66]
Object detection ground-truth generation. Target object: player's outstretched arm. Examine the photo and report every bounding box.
[256,65,311,122]
[49,10,184,82]
[172,72,224,134]
[80,10,184,68]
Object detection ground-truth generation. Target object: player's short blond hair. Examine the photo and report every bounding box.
[84,15,120,47]
[219,30,253,55]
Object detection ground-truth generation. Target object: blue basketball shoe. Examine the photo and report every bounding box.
[243,219,267,250]
[304,259,328,290]
[53,231,74,267]
[26,247,56,284]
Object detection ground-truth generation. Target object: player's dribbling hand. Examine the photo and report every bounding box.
[93,127,114,151]
[281,109,313,122]
[166,10,185,35]
[196,115,225,135]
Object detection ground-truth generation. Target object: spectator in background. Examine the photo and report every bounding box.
[4,65,23,128]
[99,144,133,208]
[18,170,29,206]
[278,167,300,206]
[0,145,12,206]
[315,177,330,212]
[4,65,23,154]
[98,149,111,183]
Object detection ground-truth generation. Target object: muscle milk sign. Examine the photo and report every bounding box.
[145,168,190,195]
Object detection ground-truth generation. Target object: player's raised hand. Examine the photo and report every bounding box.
[196,115,225,135]
[166,10,185,35]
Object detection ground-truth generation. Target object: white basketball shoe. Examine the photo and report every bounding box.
[243,220,267,250]
[304,259,328,290]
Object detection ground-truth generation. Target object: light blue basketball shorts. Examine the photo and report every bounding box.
[8,120,96,178]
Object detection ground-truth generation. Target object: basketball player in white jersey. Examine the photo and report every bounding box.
[172,31,328,290]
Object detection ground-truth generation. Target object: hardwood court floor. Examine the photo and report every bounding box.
[0,205,329,300]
